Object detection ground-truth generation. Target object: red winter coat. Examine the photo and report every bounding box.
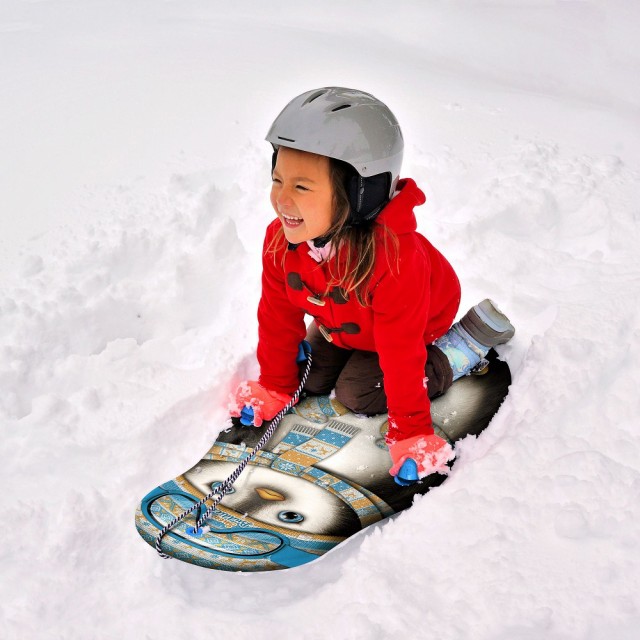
[257,178,461,442]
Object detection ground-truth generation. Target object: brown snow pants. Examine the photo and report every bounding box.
[301,323,454,416]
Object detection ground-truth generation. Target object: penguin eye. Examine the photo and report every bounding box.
[211,481,235,494]
[277,511,304,524]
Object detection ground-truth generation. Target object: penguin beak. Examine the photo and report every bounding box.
[255,488,285,501]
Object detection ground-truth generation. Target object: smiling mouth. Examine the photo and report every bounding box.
[281,213,304,228]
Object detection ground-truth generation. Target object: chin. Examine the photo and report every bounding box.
[282,226,311,244]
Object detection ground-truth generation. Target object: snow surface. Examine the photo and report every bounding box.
[2,1,640,639]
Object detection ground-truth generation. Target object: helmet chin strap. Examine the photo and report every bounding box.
[312,234,332,248]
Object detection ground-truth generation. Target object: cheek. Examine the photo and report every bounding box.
[270,188,279,212]
[322,196,335,226]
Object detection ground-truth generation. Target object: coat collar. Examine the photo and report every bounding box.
[376,178,426,235]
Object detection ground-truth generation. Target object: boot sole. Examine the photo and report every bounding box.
[460,299,515,348]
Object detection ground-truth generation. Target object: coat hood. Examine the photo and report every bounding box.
[376,178,426,234]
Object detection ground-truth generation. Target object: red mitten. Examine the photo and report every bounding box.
[229,380,293,427]
[388,433,455,478]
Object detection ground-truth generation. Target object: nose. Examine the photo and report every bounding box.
[274,184,294,211]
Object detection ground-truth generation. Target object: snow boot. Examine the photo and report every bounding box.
[435,299,514,381]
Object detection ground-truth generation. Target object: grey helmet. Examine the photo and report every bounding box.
[266,87,404,227]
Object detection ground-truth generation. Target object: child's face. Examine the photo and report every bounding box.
[271,146,334,243]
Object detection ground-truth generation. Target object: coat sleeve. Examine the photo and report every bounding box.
[371,235,434,443]
[257,221,307,395]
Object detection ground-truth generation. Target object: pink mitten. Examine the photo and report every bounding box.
[229,380,293,427]
[388,433,455,478]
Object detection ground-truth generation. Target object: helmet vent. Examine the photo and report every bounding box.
[331,104,352,112]
[277,136,296,142]
[303,90,327,105]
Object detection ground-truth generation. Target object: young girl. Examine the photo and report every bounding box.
[230,87,514,484]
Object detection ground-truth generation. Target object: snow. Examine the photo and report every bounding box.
[2,1,640,638]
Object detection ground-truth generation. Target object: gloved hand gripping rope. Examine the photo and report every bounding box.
[154,350,313,559]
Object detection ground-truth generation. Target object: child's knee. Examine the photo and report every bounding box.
[303,372,334,396]
[334,382,387,416]
[334,350,386,415]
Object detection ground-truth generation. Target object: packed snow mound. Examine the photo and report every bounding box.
[3,138,639,640]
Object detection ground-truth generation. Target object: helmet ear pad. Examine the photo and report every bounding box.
[345,170,391,225]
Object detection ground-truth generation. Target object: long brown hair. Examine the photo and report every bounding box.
[267,156,399,306]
